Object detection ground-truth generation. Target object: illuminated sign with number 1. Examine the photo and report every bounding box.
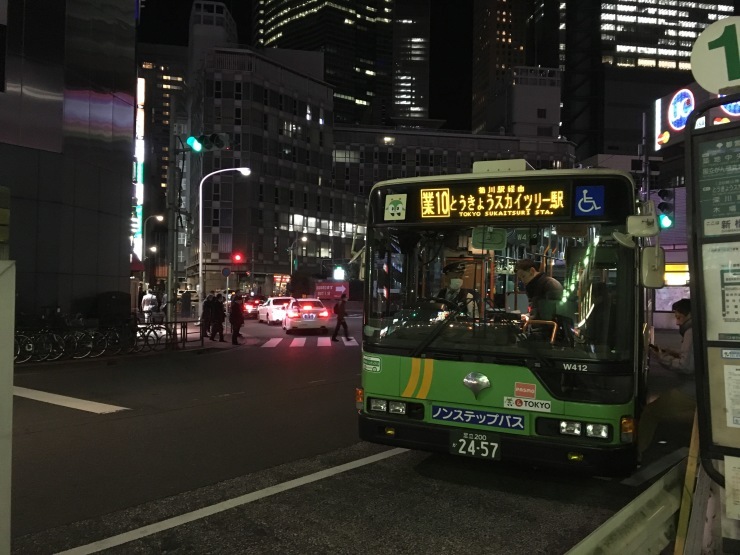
[691,17,740,94]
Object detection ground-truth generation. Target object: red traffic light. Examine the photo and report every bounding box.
[232,253,244,263]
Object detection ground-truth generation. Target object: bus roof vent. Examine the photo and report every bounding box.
[473,159,534,173]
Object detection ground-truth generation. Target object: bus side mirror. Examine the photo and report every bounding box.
[627,200,660,238]
[641,245,665,288]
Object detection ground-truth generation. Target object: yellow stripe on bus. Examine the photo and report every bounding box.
[402,358,422,397]
[417,359,434,399]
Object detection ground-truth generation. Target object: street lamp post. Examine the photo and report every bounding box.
[142,214,164,287]
[198,168,251,309]
[288,235,307,275]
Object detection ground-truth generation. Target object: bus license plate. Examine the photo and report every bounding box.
[450,430,501,460]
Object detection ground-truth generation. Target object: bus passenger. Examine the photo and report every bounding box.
[514,259,563,320]
[639,298,695,456]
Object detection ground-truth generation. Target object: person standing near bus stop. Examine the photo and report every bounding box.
[229,294,245,345]
[639,298,695,455]
[210,293,226,342]
[332,294,350,342]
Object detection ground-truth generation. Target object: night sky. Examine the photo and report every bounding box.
[137,1,472,130]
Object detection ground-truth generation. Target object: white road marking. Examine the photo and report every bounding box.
[13,387,130,414]
[58,448,408,554]
[261,337,359,348]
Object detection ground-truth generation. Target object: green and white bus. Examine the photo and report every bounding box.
[356,160,665,474]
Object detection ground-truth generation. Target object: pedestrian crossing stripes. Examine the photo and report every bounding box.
[261,337,359,348]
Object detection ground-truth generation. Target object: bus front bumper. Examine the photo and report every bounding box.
[358,413,637,475]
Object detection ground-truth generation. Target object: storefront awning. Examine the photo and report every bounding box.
[130,253,144,272]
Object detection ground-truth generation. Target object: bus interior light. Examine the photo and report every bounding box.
[559,421,582,436]
[388,401,407,415]
[370,398,388,412]
[585,423,610,439]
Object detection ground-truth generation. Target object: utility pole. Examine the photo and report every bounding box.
[166,126,178,323]
[251,241,255,293]
[641,112,650,199]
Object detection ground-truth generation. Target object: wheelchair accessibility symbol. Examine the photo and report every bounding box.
[575,186,605,216]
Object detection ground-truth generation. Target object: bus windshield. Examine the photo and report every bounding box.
[363,222,635,363]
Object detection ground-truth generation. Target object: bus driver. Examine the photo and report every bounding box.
[437,262,477,318]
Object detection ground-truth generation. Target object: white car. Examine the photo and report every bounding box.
[282,298,331,334]
[258,297,294,325]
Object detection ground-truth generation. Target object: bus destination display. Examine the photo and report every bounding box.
[420,183,568,220]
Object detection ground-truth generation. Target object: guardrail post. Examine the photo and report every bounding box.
[566,462,683,554]
[0,260,16,555]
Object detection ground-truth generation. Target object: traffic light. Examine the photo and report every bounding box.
[656,189,674,229]
[232,252,244,264]
[186,133,230,153]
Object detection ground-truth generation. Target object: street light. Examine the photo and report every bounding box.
[199,167,251,306]
[289,235,308,274]
[142,214,163,286]
[143,214,164,254]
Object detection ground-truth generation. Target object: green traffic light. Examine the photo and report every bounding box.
[186,136,203,152]
[658,213,674,229]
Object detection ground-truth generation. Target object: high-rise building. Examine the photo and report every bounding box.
[473,1,736,158]
[0,2,136,315]
[136,43,188,290]
[171,1,575,297]
[560,0,734,159]
[253,0,395,126]
[471,0,529,134]
[391,0,436,127]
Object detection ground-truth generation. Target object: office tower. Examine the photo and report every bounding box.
[136,43,188,289]
[560,0,734,159]
[392,0,435,127]
[0,2,136,314]
[253,0,394,126]
[472,0,530,134]
[474,1,735,158]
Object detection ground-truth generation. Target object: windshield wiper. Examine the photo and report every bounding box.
[410,308,460,358]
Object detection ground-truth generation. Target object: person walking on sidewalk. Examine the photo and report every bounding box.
[331,294,350,342]
[141,289,158,323]
[210,293,226,342]
[229,294,245,345]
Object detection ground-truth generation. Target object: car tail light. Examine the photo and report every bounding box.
[319,310,329,318]
[287,308,300,318]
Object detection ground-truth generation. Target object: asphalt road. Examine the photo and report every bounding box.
[10,318,693,554]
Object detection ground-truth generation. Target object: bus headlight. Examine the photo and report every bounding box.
[369,398,387,412]
[559,420,582,436]
[585,423,610,439]
[388,401,407,415]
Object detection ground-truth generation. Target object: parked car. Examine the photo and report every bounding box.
[282,298,331,334]
[257,296,294,325]
[243,295,267,318]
